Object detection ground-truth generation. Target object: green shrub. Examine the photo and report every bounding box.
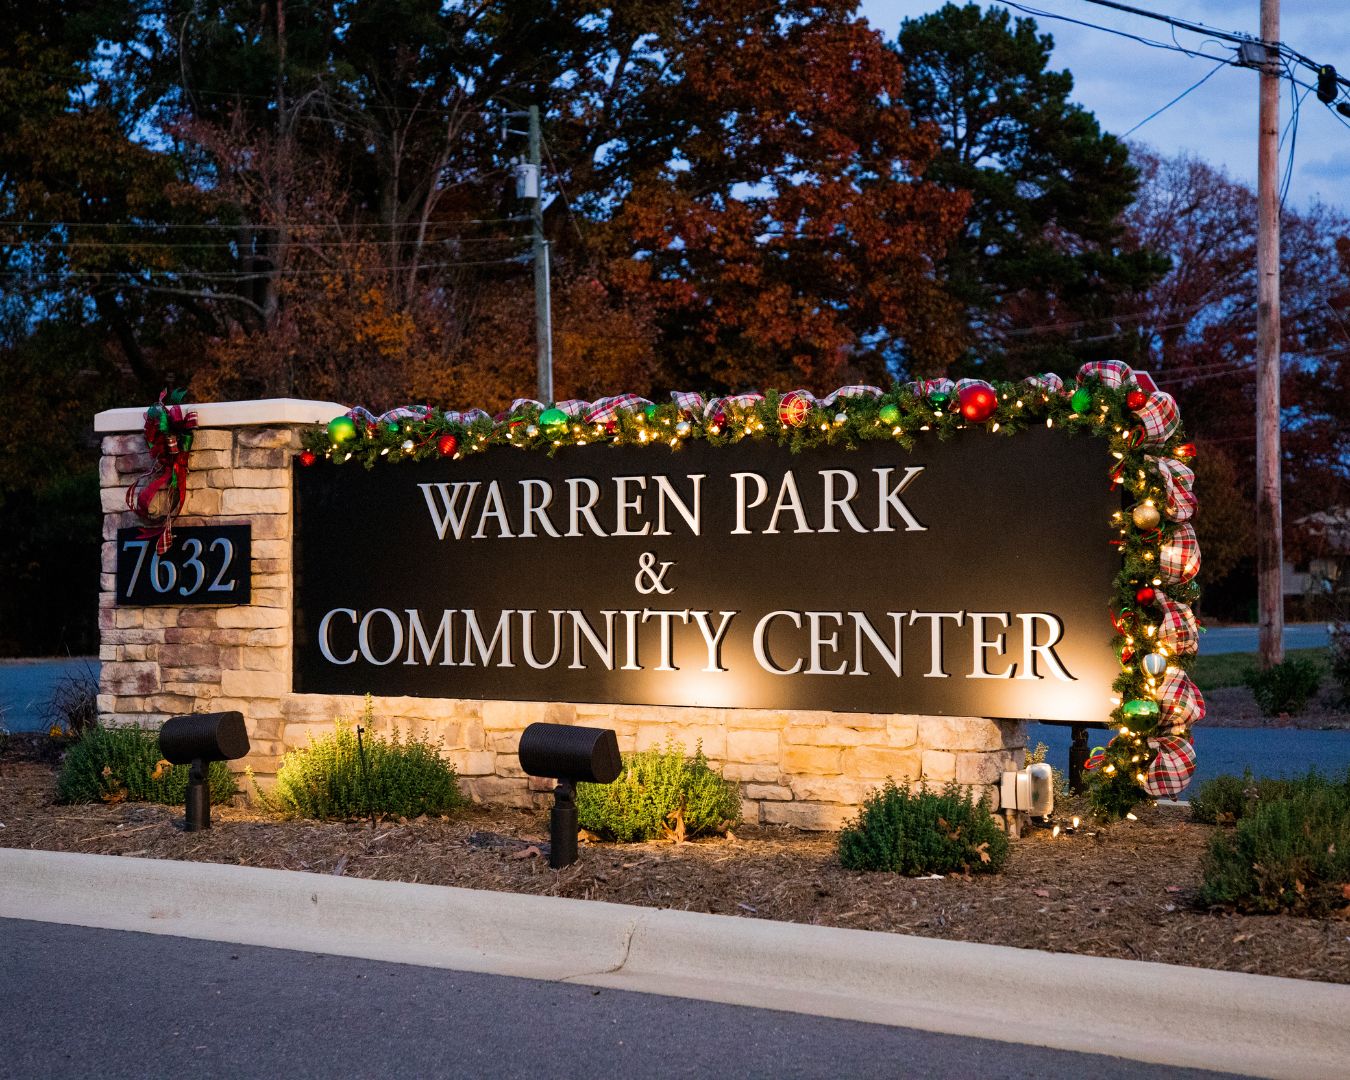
[1200,786,1350,914]
[576,739,741,842]
[57,724,236,805]
[838,781,1009,875]
[1243,657,1324,716]
[1190,768,1350,825]
[260,703,464,820]
[1330,623,1350,707]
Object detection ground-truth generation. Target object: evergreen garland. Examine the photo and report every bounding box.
[301,378,1198,817]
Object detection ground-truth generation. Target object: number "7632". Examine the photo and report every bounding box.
[115,526,251,606]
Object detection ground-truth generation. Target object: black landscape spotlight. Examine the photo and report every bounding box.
[518,722,622,869]
[159,711,250,832]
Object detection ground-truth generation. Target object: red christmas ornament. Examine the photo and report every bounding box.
[1120,647,1135,664]
[1176,442,1196,460]
[1125,389,1148,411]
[605,420,618,434]
[1135,586,1156,605]
[299,449,317,467]
[957,382,998,423]
[436,434,459,457]
[778,390,812,427]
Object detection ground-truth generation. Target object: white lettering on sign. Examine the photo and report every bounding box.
[316,606,1078,684]
[419,468,927,540]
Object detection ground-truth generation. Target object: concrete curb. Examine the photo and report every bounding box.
[3,849,1347,1079]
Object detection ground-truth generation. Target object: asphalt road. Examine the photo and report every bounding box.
[0,918,1238,1080]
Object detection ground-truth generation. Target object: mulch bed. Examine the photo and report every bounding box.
[3,756,1347,987]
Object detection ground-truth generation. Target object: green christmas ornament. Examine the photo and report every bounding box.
[1121,698,1160,721]
[540,407,568,429]
[386,421,400,433]
[327,416,357,444]
[929,391,950,407]
[1070,387,1092,413]
[644,403,659,419]
[878,403,900,425]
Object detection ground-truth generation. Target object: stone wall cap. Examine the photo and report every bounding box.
[95,398,348,433]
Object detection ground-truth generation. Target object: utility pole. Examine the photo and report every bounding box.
[1255,0,1284,668]
[528,105,553,404]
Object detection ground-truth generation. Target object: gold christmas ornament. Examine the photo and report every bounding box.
[1131,503,1161,529]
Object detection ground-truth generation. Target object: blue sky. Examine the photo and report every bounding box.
[860,1,1350,213]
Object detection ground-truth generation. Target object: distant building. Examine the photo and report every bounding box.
[1284,509,1349,602]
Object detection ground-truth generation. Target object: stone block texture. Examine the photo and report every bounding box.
[98,410,1025,828]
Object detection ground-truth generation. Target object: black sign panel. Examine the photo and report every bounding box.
[116,525,251,606]
[294,429,1118,721]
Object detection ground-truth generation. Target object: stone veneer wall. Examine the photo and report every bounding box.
[96,400,1026,830]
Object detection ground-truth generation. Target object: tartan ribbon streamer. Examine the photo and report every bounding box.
[1159,523,1201,584]
[1157,593,1200,656]
[1156,667,1206,735]
[1143,735,1197,798]
[1077,360,1135,388]
[126,390,198,555]
[1022,372,1065,394]
[584,394,653,424]
[1147,455,1197,521]
[442,408,492,425]
[819,384,883,406]
[906,378,955,398]
[705,392,767,418]
[347,404,435,426]
[670,391,706,415]
[1134,391,1180,445]
[553,399,590,418]
[509,398,545,414]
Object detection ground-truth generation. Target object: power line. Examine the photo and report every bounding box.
[0,255,529,281]
[0,217,527,231]
[1074,0,1252,48]
[0,234,528,251]
[1001,2,1238,65]
[1121,59,1228,138]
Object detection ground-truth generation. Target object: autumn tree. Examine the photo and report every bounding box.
[1120,149,1350,616]
[895,2,1166,376]
[564,0,969,390]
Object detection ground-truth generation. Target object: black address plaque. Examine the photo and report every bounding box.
[116,525,251,606]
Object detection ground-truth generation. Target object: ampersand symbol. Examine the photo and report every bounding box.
[634,551,676,595]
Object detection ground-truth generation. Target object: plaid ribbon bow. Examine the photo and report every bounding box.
[1157,592,1200,656]
[1144,735,1197,798]
[819,385,883,406]
[126,390,198,554]
[1134,392,1181,445]
[1157,667,1206,735]
[584,394,653,424]
[1022,372,1065,395]
[1077,360,1135,388]
[1159,523,1201,584]
[1148,455,1197,522]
